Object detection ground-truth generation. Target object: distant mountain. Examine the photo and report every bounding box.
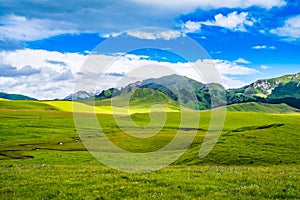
[64,91,93,100]
[95,88,121,100]
[91,73,300,110]
[94,74,226,110]
[0,92,36,100]
[228,73,300,108]
[230,73,300,98]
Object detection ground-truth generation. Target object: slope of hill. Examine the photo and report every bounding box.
[0,99,56,110]
[226,102,298,113]
[0,92,36,100]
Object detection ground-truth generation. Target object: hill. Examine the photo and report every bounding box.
[0,99,56,110]
[226,102,298,113]
[0,92,36,100]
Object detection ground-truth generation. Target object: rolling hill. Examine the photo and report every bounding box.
[225,102,298,113]
[0,92,36,100]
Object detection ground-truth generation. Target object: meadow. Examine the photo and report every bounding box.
[0,100,299,199]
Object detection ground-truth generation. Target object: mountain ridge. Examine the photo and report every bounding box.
[91,73,300,110]
[2,72,299,110]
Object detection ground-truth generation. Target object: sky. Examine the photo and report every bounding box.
[0,0,299,99]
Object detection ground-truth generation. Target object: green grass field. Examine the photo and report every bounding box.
[0,100,299,199]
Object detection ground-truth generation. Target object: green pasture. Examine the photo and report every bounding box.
[0,100,299,199]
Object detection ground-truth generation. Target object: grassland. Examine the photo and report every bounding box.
[226,102,298,113]
[0,100,299,199]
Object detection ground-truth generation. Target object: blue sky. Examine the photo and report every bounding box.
[0,0,299,99]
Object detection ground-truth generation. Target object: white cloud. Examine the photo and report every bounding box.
[270,15,300,40]
[253,45,267,49]
[234,58,251,64]
[261,65,270,70]
[182,21,201,33]
[0,0,287,45]
[126,30,182,40]
[0,49,84,74]
[131,0,286,10]
[212,59,258,75]
[200,11,255,31]
[98,57,257,89]
[0,49,258,99]
[0,14,78,41]
[252,45,276,49]
[220,76,248,89]
[0,49,85,99]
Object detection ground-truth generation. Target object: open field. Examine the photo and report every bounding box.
[0,100,299,199]
[0,99,179,115]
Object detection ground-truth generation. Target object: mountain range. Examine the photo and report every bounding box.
[227,73,300,108]
[90,72,300,109]
[1,72,299,110]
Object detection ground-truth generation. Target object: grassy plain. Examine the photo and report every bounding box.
[0,100,299,199]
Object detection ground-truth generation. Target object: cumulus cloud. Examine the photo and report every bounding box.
[0,14,78,41]
[0,0,288,48]
[0,65,41,77]
[200,11,255,31]
[182,21,201,33]
[0,49,85,99]
[130,0,286,10]
[220,76,248,89]
[211,59,258,75]
[270,15,300,40]
[0,48,258,99]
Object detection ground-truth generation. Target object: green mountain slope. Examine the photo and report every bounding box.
[92,73,300,110]
[94,88,179,110]
[226,102,298,113]
[95,74,226,110]
[230,73,300,98]
[0,92,36,100]
[227,72,300,108]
